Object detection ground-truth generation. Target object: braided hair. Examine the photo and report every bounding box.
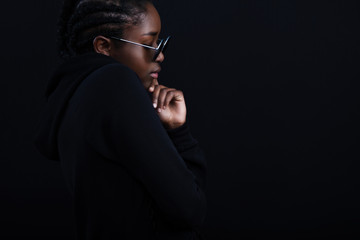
[57,0,152,58]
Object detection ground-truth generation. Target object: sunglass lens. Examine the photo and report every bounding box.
[153,36,170,60]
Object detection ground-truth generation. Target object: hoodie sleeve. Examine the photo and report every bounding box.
[82,63,207,228]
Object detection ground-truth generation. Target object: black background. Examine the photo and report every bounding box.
[1,0,360,239]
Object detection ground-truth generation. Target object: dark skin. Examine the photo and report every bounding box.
[93,3,186,130]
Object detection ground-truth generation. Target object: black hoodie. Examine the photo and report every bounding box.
[34,53,207,239]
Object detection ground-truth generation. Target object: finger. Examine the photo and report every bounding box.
[173,90,184,102]
[148,78,159,92]
[152,85,166,108]
[165,90,184,108]
[158,88,176,110]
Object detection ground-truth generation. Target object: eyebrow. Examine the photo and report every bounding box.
[142,31,158,36]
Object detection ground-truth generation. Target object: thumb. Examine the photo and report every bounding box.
[148,78,159,92]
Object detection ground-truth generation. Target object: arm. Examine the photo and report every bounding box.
[167,123,207,190]
[83,63,207,228]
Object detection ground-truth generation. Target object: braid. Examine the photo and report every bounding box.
[57,0,152,58]
[57,0,82,58]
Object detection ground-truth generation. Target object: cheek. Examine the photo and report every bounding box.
[111,47,152,86]
[126,52,152,83]
[123,50,149,74]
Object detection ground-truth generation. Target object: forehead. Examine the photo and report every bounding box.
[124,3,161,38]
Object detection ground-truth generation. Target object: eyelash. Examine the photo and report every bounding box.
[151,39,161,47]
[143,38,161,49]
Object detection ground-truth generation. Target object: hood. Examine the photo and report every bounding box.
[34,53,117,161]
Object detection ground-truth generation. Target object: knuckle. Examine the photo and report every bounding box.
[160,88,168,94]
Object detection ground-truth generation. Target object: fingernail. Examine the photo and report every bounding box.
[153,102,157,108]
[157,108,162,113]
[149,87,154,92]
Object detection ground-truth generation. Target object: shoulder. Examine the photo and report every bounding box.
[80,61,145,96]
[89,62,140,87]
[75,61,149,110]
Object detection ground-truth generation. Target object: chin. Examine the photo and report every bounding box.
[140,77,151,89]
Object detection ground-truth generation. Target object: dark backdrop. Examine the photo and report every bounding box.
[1,0,360,239]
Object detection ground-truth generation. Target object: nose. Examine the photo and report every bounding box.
[155,51,165,63]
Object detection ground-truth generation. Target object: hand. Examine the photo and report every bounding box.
[148,81,187,130]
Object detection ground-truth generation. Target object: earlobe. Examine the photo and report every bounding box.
[93,36,111,56]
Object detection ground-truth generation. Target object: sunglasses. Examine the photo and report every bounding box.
[108,36,171,60]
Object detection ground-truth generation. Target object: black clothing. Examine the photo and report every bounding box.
[34,53,207,239]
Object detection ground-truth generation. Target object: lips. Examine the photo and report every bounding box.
[150,72,159,79]
[150,68,161,79]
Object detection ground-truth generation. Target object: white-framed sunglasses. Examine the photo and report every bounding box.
[108,36,171,60]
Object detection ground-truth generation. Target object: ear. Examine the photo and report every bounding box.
[93,36,111,56]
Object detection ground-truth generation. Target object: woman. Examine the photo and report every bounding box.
[34,0,207,239]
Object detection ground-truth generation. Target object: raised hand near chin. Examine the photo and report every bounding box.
[148,80,187,130]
